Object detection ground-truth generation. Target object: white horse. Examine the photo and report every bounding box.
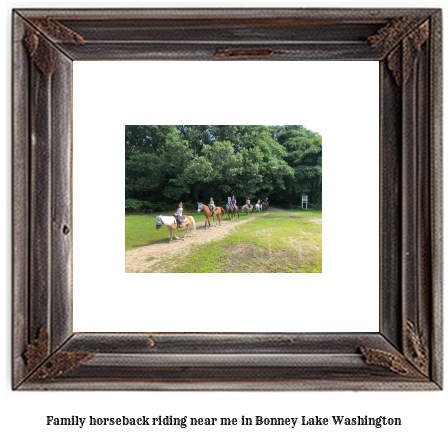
[255,203,262,213]
[155,215,196,242]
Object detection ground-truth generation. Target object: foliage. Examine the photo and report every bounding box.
[125,125,322,210]
[125,199,200,214]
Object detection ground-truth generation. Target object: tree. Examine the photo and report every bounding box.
[125,125,322,211]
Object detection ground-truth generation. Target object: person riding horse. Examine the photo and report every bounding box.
[230,195,237,212]
[246,197,251,210]
[208,197,215,216]
[175,202,184,227]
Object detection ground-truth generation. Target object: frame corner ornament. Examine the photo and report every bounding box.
[23,17,85,77]
[24,328,95,381]
[368,17,429,86]
[359,346,424,379]
[24,327,49,373]
[405,320,429,377]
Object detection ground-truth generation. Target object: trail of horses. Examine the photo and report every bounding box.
[125,212,262,273]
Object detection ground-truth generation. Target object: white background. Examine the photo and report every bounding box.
[73,60,379,333]
[3,1,447,438]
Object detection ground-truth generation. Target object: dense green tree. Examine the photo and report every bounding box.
[125,125,322,212]
[269,125,322,208]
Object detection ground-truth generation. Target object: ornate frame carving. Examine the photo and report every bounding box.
[12,8,442,390]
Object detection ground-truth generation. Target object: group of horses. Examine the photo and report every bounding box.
[226,200,269,220]
[155,200,269,242]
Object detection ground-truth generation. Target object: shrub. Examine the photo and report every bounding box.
[125,199,145,213]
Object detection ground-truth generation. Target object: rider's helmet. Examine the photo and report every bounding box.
[179,202,183,206]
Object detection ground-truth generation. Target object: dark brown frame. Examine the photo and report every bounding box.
[12,8,442,390]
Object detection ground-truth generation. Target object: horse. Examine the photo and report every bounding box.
[242,204,253,215]
[226,204,239,220]
[198,202,225,229]
[262,201,269,212]
[155,215,196,242]
[255,203,262,213]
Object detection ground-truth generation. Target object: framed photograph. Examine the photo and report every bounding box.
[12,8,442,390]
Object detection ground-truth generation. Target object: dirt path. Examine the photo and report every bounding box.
[125,207,320,272]
[125,212,260,273]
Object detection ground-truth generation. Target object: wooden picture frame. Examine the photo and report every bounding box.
[12,8,442,390]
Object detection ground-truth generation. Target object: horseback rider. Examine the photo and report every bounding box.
[231,195,237,212]
[208,197,215,216]
[246,197,251,210]
[175,202,184,227]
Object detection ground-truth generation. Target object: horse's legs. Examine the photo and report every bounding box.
[186,220,192,237]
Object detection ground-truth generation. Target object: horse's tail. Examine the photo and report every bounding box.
[190,216,196,232]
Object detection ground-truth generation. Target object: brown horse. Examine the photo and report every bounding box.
[198,203,225,229]
[242,204,253,215]
[262,201,269,212]
[227,204,239,220]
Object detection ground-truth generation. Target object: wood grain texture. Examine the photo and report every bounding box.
[429,10,443,388]
[12,7,443,391]
[12,13,30,388]
[379,59,402,350]
[29,56,52,346]
[50,49,73,350]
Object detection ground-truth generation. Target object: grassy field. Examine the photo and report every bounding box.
[284,209,322,218]
[126,209,322,273]
[168,213,321,273]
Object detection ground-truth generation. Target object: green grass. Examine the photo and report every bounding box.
[148,212,322,273]
[272,208,322,218]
